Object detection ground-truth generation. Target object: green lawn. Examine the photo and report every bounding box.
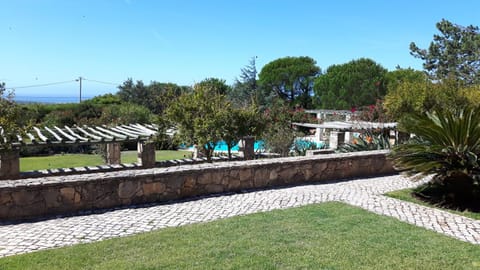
[1,202,479,269]
[386,188,480,221]
[20,150,191,172]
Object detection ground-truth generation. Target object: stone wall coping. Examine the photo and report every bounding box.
[0,150,390,189]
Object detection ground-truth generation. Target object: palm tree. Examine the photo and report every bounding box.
[390,107,480,203]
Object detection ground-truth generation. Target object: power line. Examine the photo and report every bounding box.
[4,78,120,90]
[14,95,93,99]
[5,80,77,90]
[83,78,119,86]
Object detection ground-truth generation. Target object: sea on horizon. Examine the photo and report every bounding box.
[14,95,94,104]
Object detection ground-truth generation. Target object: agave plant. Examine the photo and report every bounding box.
[337,130,391,153]
[390,107,480,201]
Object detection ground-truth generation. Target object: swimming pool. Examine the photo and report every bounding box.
[214,140,265,152]
[184,140,265,152]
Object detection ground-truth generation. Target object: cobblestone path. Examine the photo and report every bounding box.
[0,174,479,257]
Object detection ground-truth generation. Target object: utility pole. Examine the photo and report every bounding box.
[76,76,83,103]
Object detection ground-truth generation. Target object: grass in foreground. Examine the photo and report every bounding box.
[1,202,479,270]
[386,188,480,221]
[20,150,190,172]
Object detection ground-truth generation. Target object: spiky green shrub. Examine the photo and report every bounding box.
[390,107,480,203]
[292,140,325,156]
[337,130,391,153]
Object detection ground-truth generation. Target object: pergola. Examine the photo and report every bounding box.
[0,123,159,179]
[293,121,397,131]
[292,121,398,149]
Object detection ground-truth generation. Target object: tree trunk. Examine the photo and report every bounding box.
[227,146,232,160]
[204,146,213,163]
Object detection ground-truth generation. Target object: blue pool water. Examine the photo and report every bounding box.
[183,140,265,152]
[214,140,265,152]
[183,139,322,152]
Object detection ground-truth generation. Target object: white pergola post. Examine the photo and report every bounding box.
[329,131,345,149]
[315,128,323,142]
[344,131,352,143]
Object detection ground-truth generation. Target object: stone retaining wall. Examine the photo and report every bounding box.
[0,150,395,221]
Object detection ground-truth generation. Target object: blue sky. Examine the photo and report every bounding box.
[1,0,480,99]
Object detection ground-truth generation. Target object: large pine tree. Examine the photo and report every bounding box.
[410,19,480,85]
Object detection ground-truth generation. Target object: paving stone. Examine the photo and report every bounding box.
[0,174,479,258]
